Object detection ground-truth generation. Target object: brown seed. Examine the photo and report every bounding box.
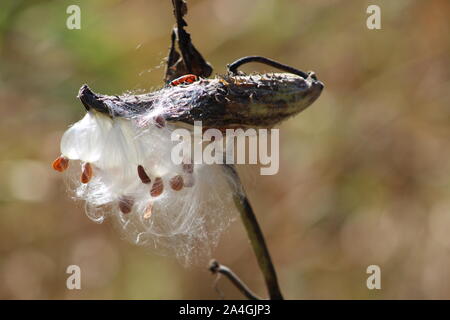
[143,203,153,219]
[169,175,184,191]
[182,162,193,174]
[118,196,134,214]
[154,115,166,128]
[81,162,93,184]
[183,174,195,188]
[150,177,164,197]
[52,156,69,172]
[137,165,151,184]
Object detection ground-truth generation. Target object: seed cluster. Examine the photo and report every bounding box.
[52,150,196,216]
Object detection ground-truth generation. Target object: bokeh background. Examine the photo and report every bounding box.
[1,0,449,299]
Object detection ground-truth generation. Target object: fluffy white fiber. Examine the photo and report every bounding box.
[59,108,237,265]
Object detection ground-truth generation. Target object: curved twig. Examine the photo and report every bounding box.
[209,260,262,300]
[228,55,310,79]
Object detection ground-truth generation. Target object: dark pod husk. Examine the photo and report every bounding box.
[77,73,323,129]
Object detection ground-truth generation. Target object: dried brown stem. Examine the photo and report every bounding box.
[164,0,212,82]
[209,260,262,300]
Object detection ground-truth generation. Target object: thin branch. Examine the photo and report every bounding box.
[222,164,284,300]
[227,55,310,79]
[172,0,192,73]
[209,260,262,300]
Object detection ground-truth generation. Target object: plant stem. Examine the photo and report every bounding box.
[166,0,284,300]
[209,260,262,300]
[222,164,284,300]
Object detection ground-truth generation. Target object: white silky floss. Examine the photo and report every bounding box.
[58,110,237,264]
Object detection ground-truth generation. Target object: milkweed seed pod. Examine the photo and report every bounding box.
[53,72,323,264]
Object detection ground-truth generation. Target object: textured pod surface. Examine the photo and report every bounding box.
[78,72,323,128]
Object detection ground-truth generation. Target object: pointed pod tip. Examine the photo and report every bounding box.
[77,84,109,114]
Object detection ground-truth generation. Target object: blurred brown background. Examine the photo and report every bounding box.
[0,0,449,299]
